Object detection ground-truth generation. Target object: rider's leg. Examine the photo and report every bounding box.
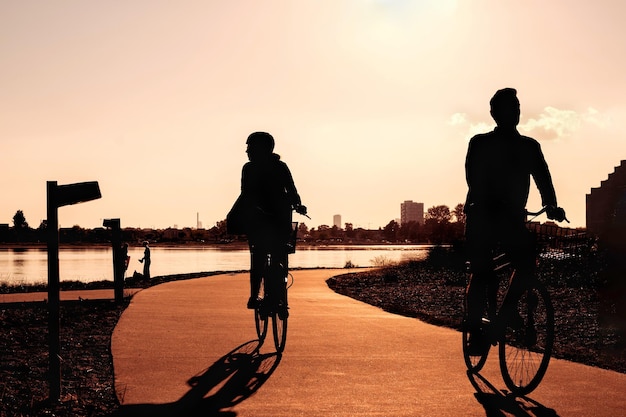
[499,228,536,325]
[466,222,494,328]
[486,272,499,321]
[465,213,494,348]
[265,246,289,318]
[248,250,264,308]
[467,267,496,329]
[466,268,494,354]
[277,251,288,305]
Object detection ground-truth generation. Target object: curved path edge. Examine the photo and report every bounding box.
[111,269,626,416]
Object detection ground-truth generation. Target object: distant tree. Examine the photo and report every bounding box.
[297,222,309,241]
[383,220,399,242]
[211,219,239,241]
[12,210,29,229]
[426,205,451,224]
[60,225,87,243]
[316,225,330,240]
[424,205,452,244]
[344,222,355,238]
[452,203,466,224]
[399,221,421,242]
[214,219,228,236]
[12,210,30,242]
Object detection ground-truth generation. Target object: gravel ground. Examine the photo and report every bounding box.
[327,258,626,375]
[0,300,126,417]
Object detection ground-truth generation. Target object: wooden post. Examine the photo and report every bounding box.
[47,181,61,401]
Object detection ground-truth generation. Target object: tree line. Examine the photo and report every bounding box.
[302,203,466,244]
[0,204,467,245]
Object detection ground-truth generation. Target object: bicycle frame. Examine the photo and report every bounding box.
[481,207,555,329]
[264,251,289,310]
[463,206,558,395]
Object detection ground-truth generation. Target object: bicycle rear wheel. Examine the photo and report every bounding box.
[272,311,287,353]
[499,282,554,395]
[267,259,288,353]
[462,317,490,372]
[462,273,491,372]
[254,276,268,343]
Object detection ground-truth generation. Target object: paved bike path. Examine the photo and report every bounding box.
[111,269,626,416]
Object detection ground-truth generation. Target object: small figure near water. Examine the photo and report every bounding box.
[138,241,151,280]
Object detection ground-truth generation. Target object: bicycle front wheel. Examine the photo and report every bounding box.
[499,282,554,395]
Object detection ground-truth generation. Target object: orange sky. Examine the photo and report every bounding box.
[2,0,626,230]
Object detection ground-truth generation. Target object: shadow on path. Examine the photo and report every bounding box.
[466,371,559,417]
[111,340,281,417]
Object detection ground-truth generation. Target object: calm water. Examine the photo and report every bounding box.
[0,245,432,285]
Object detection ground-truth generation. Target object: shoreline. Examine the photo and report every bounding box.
[0,241,440,250]
[0,267,367,296]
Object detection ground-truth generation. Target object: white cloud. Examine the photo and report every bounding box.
[451,107,611,141]
[468,122,494,138]
[583,107,612,129]
[447,112,467,126]
[520,107,580,139]
[520,107,611,140]
[448,112,494,139]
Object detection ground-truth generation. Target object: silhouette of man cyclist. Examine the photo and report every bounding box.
[236,132,307,311]
[464,88,566,353]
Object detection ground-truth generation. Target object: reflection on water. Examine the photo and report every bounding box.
[0,245,432,285]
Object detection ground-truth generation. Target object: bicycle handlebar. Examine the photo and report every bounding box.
[525,207,548,217]
[294,204,311,219]
[526,206,569,223]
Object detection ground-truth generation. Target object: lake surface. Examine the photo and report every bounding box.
[0,245,432,285]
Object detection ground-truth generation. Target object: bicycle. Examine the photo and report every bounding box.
[253,245,292,353]
[254,209,308,353]
[462,206,567,395]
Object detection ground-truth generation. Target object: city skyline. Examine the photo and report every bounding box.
[2,1,626,230]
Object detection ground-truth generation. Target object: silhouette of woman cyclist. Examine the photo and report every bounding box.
[239,132,307,310]
[464,88,566,354]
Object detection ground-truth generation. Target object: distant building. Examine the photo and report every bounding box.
[0,224,8,243]
[333,214,342,229]
[401,200,424,225]
[587,160,626,238]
